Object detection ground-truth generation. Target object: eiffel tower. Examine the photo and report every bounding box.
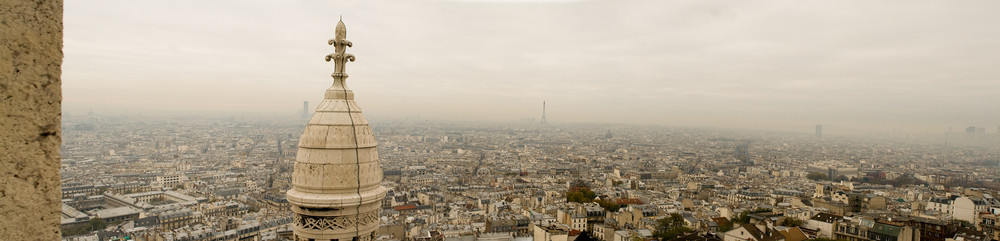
[540,101,547,124]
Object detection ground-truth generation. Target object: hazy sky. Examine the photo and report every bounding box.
[64,0,1000,133]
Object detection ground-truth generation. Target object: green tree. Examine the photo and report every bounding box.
[581,189,597,200]
[718,223,733,232]
[596,199,621,212]
[89,217,106,231]
[567,191,584,203]
[566,188,598,203]
[955,220,975,229]
[780,217,804,227]
[658,227,692,240]
[62,217,109,237]
[658,213,685,229]
[733,212,750,224]
[655,214,692,240]
[653,216,691,240]
[807,172,828,181]
[889,175,924,187]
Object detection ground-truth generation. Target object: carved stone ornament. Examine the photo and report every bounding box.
[293,209,380,231]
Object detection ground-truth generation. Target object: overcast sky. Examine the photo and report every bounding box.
[63,0,1000,133]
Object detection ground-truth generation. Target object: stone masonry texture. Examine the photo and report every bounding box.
[0,0,63,239]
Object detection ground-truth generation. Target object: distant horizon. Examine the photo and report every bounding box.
[63,1,1000,136]
[61,107,1000,137]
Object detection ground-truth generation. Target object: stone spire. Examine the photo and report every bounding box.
[287,18,387,241]
[325,17,354,90]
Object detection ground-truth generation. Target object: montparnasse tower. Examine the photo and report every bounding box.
[287,18,387,241]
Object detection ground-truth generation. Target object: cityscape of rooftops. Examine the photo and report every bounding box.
[51,1,1000,241]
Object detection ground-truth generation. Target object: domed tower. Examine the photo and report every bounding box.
[287,18,387,241]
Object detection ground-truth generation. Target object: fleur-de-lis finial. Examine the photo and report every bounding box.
[325,17,355,87]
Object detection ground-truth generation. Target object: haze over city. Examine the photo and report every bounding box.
[9,0,1000,240]
[63,0,1000,133]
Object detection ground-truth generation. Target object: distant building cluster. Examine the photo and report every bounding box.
[60,112,1000,241]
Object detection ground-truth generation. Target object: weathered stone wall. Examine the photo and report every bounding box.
[0,0,63,239]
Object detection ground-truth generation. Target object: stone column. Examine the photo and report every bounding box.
[0,0,64,239]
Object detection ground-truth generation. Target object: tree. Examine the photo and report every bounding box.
[718,222,733,232]
[567,191,585,203]
[956,220,975,229]
[658,213,685,229]
[596,199,621,212]
[780,217,804,227]
[807,172,828,181]
[890,175,923,187]
[88,217,106,231]
[581,189,597,200]
[732,212,750,224]
[566,188,598,203]
[654,214,693,240]
[658,227,692,241]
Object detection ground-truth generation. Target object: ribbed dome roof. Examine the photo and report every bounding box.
[287,19,386,241]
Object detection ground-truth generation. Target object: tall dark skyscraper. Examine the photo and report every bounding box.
[815,125,822,139]
[734,144,750,165]
[302,101,309,119]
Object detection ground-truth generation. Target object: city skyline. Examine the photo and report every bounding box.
[8,1,1000,240]
[62,1,1000,133]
